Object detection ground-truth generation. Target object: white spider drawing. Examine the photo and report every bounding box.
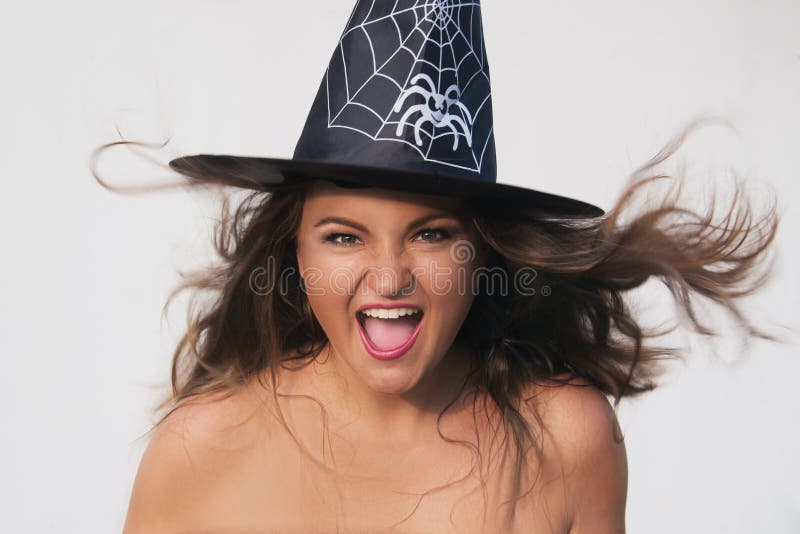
[393,73,474,150]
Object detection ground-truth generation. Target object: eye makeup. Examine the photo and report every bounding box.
[322,226,456,247]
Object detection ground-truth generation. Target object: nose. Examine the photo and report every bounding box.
[363,247,415,298]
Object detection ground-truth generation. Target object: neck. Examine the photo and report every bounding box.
[307,340,477,448]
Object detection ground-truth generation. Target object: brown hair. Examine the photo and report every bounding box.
[93,118,784,526]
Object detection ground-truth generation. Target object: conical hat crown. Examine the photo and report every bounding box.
[294,0,496,183]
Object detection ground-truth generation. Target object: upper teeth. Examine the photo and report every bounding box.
[360,307,421,319]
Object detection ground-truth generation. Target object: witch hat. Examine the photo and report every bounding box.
[168,0,604,218]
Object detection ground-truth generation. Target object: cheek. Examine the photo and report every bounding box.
[302,274,354,344]
[297,247,361,337]
[303,259,363,297]
[415,254,478,315]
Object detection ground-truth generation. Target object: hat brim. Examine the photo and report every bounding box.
[168,155,605,219]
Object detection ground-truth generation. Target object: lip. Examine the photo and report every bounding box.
[356,302,424,313]
[356,309,425,361]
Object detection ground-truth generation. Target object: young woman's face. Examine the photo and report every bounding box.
[295,180,487,396]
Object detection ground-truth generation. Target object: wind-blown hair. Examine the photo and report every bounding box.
[93,118,783,526]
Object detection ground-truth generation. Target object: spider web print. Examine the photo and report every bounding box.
[326,0,493,173]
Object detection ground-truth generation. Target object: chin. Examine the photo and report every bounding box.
[359,367,422,396]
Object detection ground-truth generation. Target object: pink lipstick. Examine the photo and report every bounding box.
[356,311,424,361]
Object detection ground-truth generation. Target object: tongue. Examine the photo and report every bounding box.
[362,316,420,350]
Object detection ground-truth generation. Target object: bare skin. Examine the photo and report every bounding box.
[123,182,627,532]
[123,364,625,533]
[292,181,489,437]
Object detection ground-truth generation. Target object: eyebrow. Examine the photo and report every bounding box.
[313,212,461,234]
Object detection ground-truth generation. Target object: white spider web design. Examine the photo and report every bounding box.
[325,0,493,173]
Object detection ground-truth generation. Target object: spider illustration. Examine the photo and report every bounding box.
[393,73,474,150]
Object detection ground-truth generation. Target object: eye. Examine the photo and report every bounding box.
[415,227,452,243]
[323,232,361,247]
[322,227,453,247]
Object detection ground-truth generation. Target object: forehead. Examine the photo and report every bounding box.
[301,180,468,218]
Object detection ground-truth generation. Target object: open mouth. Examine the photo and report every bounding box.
[356,308,424,360]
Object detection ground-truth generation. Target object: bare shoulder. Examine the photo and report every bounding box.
[122,386,270,533]
[528,374,625,456]
[525,374,628,534]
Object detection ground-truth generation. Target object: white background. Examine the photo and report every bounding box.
[1,1,798,532]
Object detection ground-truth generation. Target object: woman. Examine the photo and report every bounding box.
[107,146,779,533]
[121,177,636,533]
[97,1,781,532]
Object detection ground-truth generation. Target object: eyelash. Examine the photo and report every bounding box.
[323,227,453,247]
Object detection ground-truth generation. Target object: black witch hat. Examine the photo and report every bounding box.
[168,0,604,218]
